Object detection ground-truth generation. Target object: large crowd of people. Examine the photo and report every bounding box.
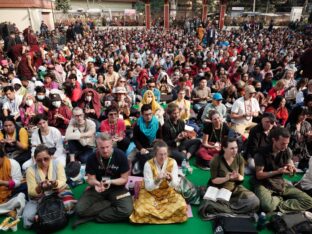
[0,17,312,231]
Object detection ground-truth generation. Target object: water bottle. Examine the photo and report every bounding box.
[128,180,135,196]
[80,164,86,183]
[214,225,224,234]
[257,212,266,230]
[182,159,187,176]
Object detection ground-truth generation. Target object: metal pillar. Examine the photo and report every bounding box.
[164,0,170,30]
[202,0,208,24]
[219,0,226,30]
[145,0,151,30]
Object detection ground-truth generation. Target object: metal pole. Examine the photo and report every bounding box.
[51,0,56,29]
[253,0,256,13]
[28,8,33,28]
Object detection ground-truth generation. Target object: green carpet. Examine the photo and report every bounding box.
[9,157,303,233]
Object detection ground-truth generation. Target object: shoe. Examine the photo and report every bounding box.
[131,161,142,175]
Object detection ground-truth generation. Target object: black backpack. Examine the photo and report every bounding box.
[268,212,312,234]
[36,194,68,234]
[32,162,68,233]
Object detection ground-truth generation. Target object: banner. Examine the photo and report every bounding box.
[290,7,303,22]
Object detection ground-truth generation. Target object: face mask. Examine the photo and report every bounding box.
[52,101,61,108]
[37,95,45,100]
[255,87,261,92]
[198,73,205,77]
[26,99,33,106]
[185,67,190,70]
[289,64,295,68]
[86,96,92,102]
[202,65,207,68]
[146,97,153,104]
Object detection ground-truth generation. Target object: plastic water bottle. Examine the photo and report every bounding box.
[214,225,224,234]
[182,159,188,176]
[128,180,135,196]
[257,212,266,230]
[80,164,86,183]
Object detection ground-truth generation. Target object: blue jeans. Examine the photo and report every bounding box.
[68,140,95,164]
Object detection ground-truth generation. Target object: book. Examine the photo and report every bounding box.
[203,186,232,202]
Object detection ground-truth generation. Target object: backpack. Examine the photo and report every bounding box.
[214,216,258,234]
[268,212,312,234]
[33,162,68,233]
[36,194,68,233]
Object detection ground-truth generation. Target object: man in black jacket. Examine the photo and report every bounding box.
[162,103,201,165]
[245,112,276,174]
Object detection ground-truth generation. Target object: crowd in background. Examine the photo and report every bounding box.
[0,17,311,230]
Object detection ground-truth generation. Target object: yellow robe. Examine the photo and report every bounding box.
[130,158,188,224]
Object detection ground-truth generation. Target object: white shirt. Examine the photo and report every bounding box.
[8,158,23,188]
[231,97,260,125]
[2,95,23,117]
[31,127,66,160]
[143,158,179,191]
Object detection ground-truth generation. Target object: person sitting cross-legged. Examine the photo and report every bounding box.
[199,138,259,219]
[74,133,133,226]
[130,140,188,224]
[65,107,96,164]
[253,127,312,213]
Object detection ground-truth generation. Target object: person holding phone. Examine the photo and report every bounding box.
[74,133,133,226]
[23,144,74,229]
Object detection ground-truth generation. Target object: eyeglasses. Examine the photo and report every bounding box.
[74,114,83,118]
[36,157,50,163]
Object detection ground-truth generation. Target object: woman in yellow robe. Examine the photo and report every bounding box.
[130,140,188,224]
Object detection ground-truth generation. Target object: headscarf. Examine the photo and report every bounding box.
[137,116,159,144]
[78,88,101,119]
[140,90,161,114]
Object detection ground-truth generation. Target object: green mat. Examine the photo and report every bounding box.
[8,157,303,233]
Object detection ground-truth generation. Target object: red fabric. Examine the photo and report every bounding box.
[268,88,285,102]
[17,52,34,80]
[78,88,101,119]
[99,119,126,137]
[196,145,220,160]
[48,105,72,135]
[71,81,82,103]
[265,106,289,126]
[137,69,149,89]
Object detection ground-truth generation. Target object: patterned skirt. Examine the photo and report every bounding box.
[130,188,188,224]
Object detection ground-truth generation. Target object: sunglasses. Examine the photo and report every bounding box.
[36,157,50,163]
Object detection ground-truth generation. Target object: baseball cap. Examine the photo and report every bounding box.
[213,93,223,101]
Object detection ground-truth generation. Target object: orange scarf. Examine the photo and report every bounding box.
[0,157,12,204]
